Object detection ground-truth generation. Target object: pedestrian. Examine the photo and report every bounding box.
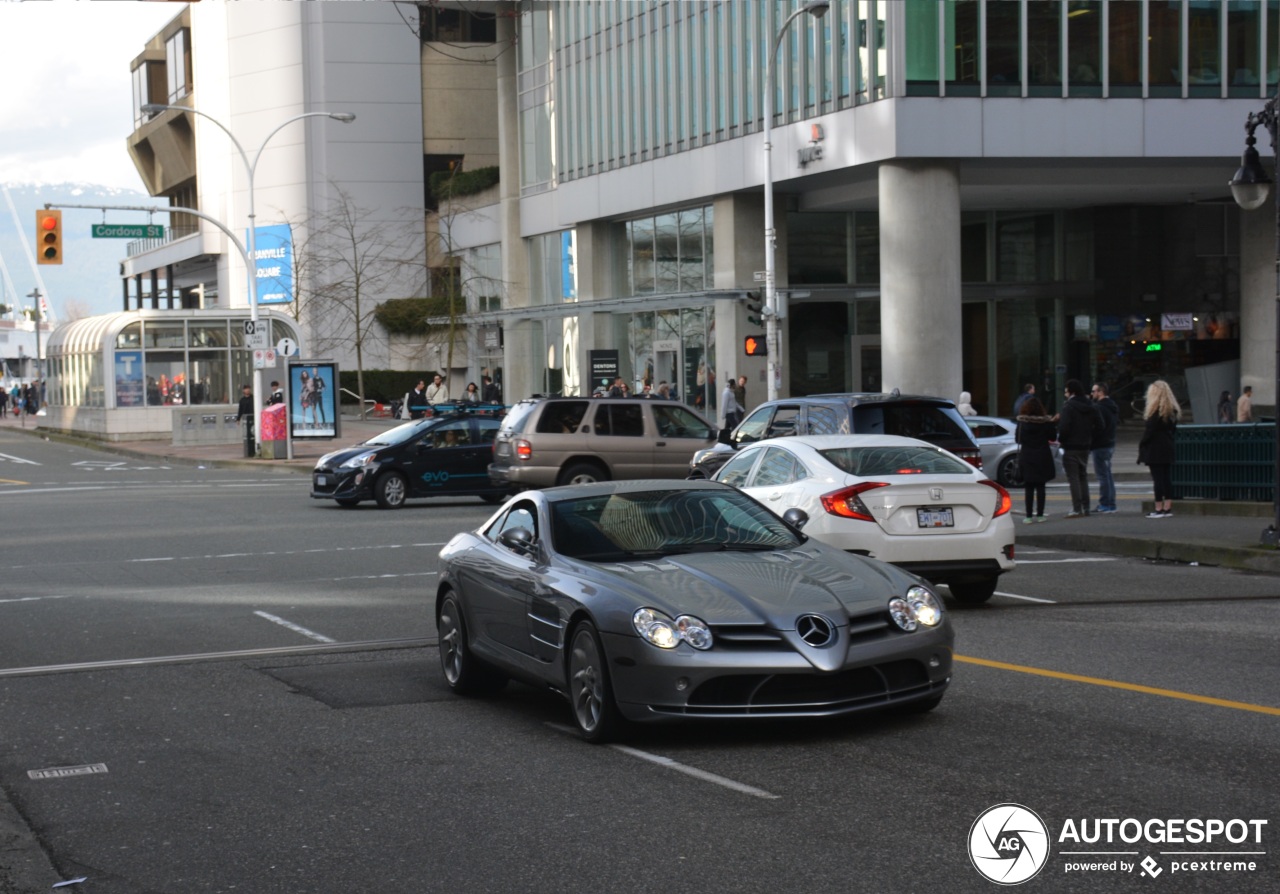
[1015,396,1057,523]
[1138,379,1180,519]
[267,381,284,405]
[426,374,449,405]
[462,382,480,403]
[1090,382,1120,513]
[1237,385,1253,423]
[1012,383,1036,418]
[481,375,501,404]
[0,386,7,417]
[406,380,427,419]
[1216,390,1233,424]
[720,372,743,432]
[734,374,748,417]
[235,384,253,422]
[957,390,977,416]
[608,376,626,398]
[1057,378,1100,518]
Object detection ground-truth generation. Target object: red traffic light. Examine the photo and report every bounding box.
[744,335,767,356]
[36,209,62,265]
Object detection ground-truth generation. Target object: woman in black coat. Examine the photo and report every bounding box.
[1139,379,1180,518]
[1016,396,1058,523]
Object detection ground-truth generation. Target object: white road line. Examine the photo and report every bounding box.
[0,452,40,465]
[0,595,71,605]
[253,611,336,644]
[994,591,1057,604]
[545,723,779,799]
[1014,557,1117,564]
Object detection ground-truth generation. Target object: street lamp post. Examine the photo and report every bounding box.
[1229,93,1280,545]
[141,104,355,457]
[762,0,829,402]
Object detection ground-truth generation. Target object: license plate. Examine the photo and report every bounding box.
[917,507,954,528]
[316,475,327,486]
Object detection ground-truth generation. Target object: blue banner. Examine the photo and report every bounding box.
[252,224,294,305]
[114,350,144,407]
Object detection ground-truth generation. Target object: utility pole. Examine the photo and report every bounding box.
[26,288,42,388]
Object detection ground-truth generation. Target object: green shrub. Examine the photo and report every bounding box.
[429,165,499,202]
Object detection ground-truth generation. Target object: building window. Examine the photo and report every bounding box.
[623,205,713,297]
[1067,1,1103,96]
[165,28,192,103]
[527,231,577,306]
[462,243,503,312]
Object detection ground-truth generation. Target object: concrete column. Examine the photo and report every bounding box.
[496,6,534,402]
[712,193,771,397]
[878,161,962,399]
[1239,204,1275,410]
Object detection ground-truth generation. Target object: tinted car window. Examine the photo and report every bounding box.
[595,403,645,437]
[967,421,1007,439]
[851,404,970,444]
[499,401,539,435]
[806,406,841,434]
[735,407,773,444]
[489,501,539,541]
[431,420,471,447]
[717,448,761,487]
[653,404,714,439]
[476,418,501,444]
[818,444,972,476]
[765,406,800,437]
[537,401,589,434]
[752,447,803,487]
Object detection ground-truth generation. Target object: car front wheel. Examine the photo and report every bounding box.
[567,621,621,743]
[948,578,998,604]
[374,472,408,509]
[438,593,507,695]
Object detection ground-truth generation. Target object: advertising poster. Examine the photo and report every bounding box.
[114,350,144,407]
[289,361,338,439]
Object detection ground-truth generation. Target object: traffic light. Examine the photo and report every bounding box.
[744,335,767,356]
[36,210,62,265]
[744,292,764,327]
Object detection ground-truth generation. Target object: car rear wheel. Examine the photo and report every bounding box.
[567,621,621,743]
[438,593,507,695]
[996,455,1024,488]
[558,462,609,486]
[374,472,407,509]
[948,577,998,604]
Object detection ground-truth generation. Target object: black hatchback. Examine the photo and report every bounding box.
[310,408,511,509]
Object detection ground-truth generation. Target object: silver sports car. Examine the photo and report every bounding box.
[436,480,954,742]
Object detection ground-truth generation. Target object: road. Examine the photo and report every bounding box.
[0,427,1277,893]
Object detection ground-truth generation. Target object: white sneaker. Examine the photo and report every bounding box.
[1146,511,1164,519]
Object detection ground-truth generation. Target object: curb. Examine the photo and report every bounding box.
[1018,531,1280,574]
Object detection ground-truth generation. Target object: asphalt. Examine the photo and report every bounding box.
[7,410,1280,576]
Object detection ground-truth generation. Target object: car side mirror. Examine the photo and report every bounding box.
[499,526,537,555]
[782,508,809,530]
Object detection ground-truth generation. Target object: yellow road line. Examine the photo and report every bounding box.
[956,654,1280,717]
[0,478,29,485]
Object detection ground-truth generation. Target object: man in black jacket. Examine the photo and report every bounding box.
[1058,379,1101,518]
[1090,382,1120,513]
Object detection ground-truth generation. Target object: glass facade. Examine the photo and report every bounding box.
[47,314,299,410]
[621,205,714,296]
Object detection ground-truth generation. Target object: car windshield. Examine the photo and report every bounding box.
[818,444,973,476]
[549,488,802,562]
[364,419,436,447]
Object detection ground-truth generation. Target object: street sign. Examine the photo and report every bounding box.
[243,320,268,349]
[276,337,298,357]
[92,223,164,239]
[253,349,278,369]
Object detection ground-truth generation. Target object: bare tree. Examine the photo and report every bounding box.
[306,184,426,416]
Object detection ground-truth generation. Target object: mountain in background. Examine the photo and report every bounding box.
[0,182,156,323]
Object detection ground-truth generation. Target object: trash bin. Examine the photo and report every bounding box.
[260,403,287,460]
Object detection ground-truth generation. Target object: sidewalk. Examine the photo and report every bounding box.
[10,412,1280,576]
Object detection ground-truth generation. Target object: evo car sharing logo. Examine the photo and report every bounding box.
[969,803,1051,885]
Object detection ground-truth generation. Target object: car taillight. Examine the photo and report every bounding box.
[978,479,1012,517]
[515,438,532,460]
[957,449,983,470]
[820,482,889,521]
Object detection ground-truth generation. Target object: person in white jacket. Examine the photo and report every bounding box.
[720,373,743,431]
[958,391,978,416]
[425,374,449,405]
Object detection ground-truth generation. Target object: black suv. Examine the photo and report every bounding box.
[311,405,511,509]
[689,392,984,478]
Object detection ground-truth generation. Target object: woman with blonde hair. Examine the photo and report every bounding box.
[1138,380,1180,518]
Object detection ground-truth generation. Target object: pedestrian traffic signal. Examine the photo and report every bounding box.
[744,335,767,356]
[36,210,62,265]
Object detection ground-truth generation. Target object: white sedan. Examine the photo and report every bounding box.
[712,434,1016,604]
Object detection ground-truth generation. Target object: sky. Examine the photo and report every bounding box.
[0,0,186,191]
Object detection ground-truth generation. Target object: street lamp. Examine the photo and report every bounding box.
[1229,95,1280,545]
[762,0,829,402]
[140,103,355,456]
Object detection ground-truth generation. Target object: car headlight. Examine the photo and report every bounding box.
[633,608,714,650]
[339,451,378,470]
[888,585,944,632]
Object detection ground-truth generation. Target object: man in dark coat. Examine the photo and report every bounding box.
[1057,379,1101,518]
[1090,382,1120,513]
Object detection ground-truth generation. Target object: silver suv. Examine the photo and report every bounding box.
[489,397,718,488]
